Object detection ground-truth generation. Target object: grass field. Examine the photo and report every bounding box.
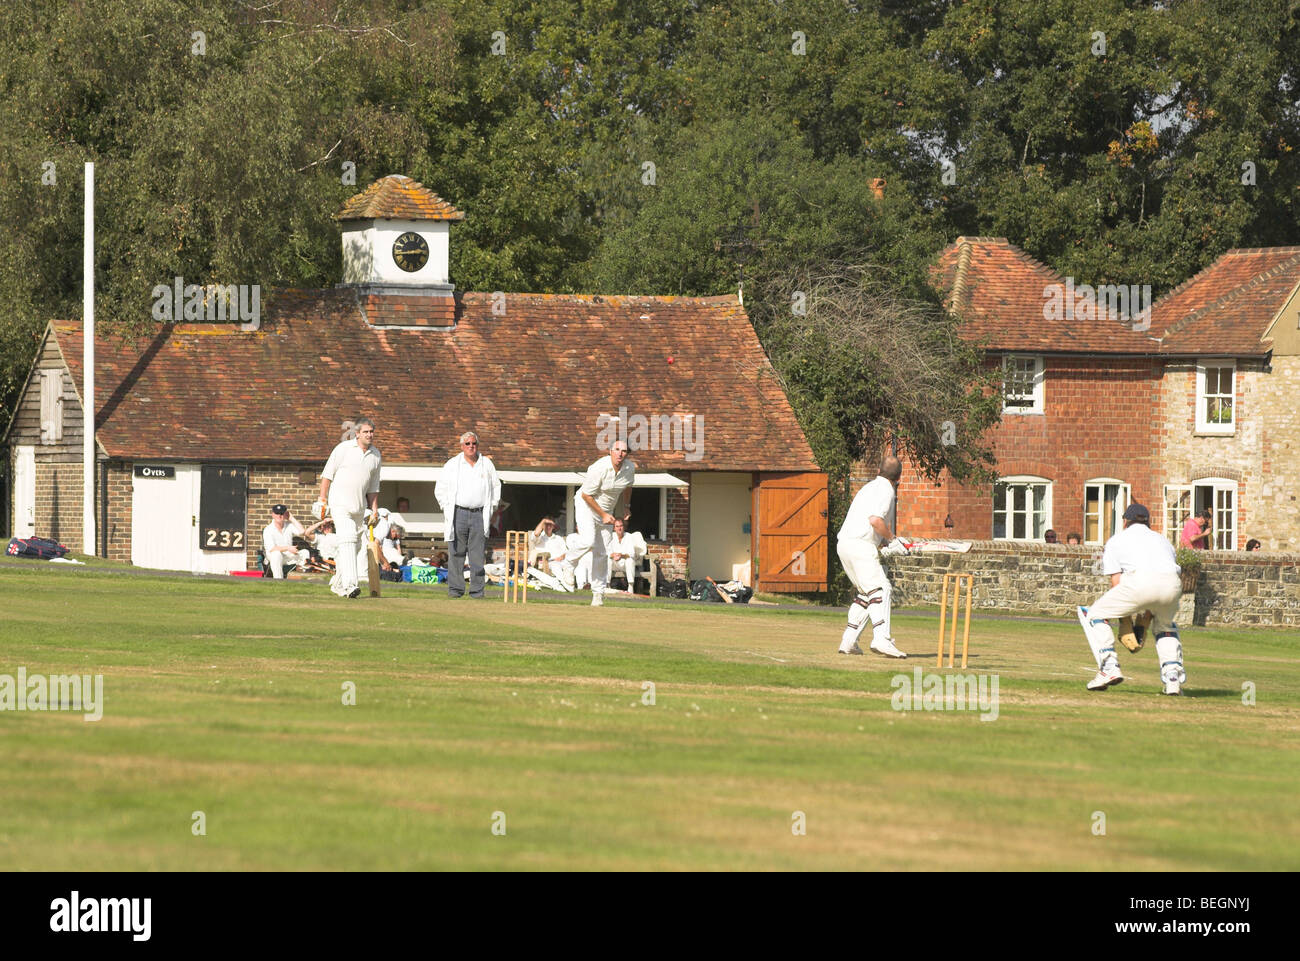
[1,561,1297,871]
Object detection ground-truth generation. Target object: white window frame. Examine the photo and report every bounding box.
[992,475,1053,541]
[1195,360,1235,434]
[1002,354,1045,415]
[1166,479,1238,550]
[1200,478,1238,551]
[1083,478,1130,545]
[1163,484,1193,547]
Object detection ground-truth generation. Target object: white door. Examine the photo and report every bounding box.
[131,465,200,570]
[13,446,36,537]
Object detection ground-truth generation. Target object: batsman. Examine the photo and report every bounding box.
[835,455,910,658]
[314,417,382,599]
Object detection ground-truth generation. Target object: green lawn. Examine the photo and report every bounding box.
[1,562,1296,870]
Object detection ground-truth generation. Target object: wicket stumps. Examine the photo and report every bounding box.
[504,530,529,604]
[937,572,973,668]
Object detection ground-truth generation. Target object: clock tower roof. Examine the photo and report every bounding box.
[337,174,465,222]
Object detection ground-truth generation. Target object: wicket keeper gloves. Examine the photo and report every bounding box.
[311,499,327,521]
[1117,610,1153,653]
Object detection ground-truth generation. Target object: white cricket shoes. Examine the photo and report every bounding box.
[591,591,604,607]
[870,637,908,659]
[1086,668,1124,691]
[838,640,864,655]
[1163,680,1182,696]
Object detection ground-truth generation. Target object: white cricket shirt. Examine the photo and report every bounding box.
[1101,523,1181,576]
[322,439,382,512]
[263,519,304,554]
[837,476,896,546]
[580,456,636,514]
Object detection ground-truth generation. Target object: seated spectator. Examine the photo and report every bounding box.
[1065,532,1082,546]
[1181,509,1212,550]
[607,518,647,592]
[380,524,406,571]
[302,518,340,566]
[529,516,567,569]
[1044,529,1059,544]
[1245,538,1262,552]
[263,505,308,578]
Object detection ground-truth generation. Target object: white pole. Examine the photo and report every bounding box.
[83,162,96,556]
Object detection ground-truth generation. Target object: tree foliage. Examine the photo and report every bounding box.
[4,0,1300,501]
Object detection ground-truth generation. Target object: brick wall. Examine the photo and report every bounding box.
[104,461,132,562]
[243,464,322,568]
[1156,356,1300,552]
[648,486,690,580]
[885,542,1300,627]
[897,355,1166,540]
[33,461,83,551]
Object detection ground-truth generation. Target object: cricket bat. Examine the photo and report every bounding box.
[706,576,734,604]
[367,523,381,597]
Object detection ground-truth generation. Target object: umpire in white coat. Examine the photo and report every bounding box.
[435,431,501,599]
[1077,502,1186,695]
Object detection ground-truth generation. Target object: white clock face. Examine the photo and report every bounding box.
[392,231,429,272]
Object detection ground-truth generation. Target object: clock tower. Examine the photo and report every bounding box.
[336,175,465,326]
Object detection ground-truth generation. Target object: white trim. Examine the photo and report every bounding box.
[1002,354,1045,415]
[1163,484,1193,546]
[992,475,1053,541]
[1195,360,1235,434]
[1082,478,1130,545]
[379,465,687,487]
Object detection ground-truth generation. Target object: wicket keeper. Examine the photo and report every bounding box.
[1076,502,1186,694]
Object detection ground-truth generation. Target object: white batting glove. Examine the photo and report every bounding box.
[364,508,378,527]
[311,499,327,521]
[881,538,911,557]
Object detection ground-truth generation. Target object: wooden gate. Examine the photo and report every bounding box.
[753,472,828,592]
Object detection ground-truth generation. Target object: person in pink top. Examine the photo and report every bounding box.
[1180,509,1212,550]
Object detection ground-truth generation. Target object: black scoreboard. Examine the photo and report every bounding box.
[199,466,248,551]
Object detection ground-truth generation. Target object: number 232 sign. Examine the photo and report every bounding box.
[203,528,244,550]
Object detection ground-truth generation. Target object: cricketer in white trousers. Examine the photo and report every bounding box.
[570,493,612,596]
[1079,570,1185,685]
[328,507,372,597]
[837,538,894,647]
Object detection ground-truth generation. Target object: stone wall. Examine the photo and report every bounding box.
[885,541,1300,628]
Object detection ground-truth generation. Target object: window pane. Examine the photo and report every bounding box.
[1013,511,1026,539]
[1085,515,1099,542]
[993,512,1006,539]
[1013,486,1026,512]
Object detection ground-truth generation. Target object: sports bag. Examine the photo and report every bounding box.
[6,537,69,559]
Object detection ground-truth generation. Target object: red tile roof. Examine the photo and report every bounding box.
[336,175,466,222]
[936,238,1156,353]
[53,290,818,472]
[1151,248,1300,356]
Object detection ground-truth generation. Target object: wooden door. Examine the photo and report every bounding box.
[753,472,828,592]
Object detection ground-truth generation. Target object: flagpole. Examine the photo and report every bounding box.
[83,162,96,556]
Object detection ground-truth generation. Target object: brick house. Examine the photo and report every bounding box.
[896,237,1300,552]
[4,175,829,591]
